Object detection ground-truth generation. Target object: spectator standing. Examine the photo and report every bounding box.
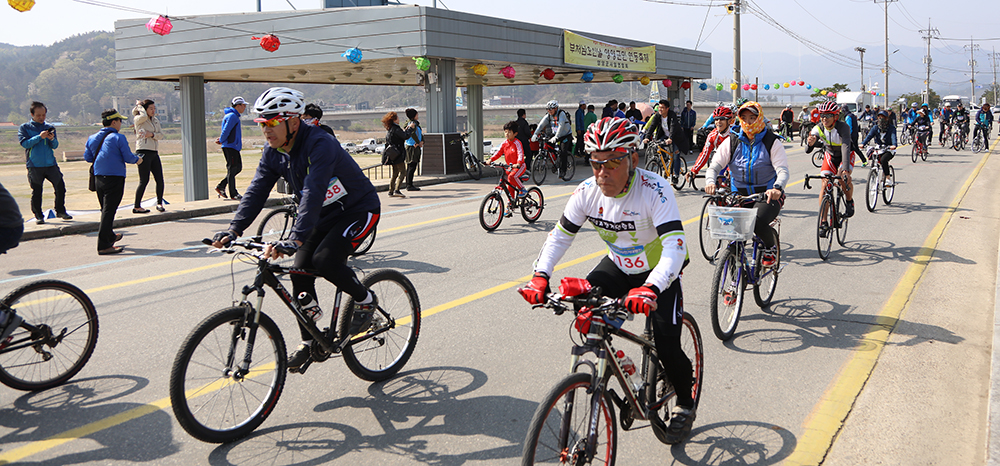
[575,101,586,155]
[84,110,143,255]
[381,111,411,198]
[215,96,247,200]
[516,109,534,168]
[625,101,643,122]
[18,101,70,224]
[303,103,336,137]
[615,102,627,119]
[403,108,423,191]
[680,100,697,153]
[602,100,618,119]
[131,99,165,213]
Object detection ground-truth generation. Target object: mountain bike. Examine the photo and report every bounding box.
[455,130,483,180]
[257,200,375,257]
[951,121,968,151]
[705,193,781,341]
[0,280,99,391]
[911,126,930,162]
[972,123,990,153]
[521,288,704,464]
[169,239,420,443]
[863,145,896,212]
[531,139,575,185]
[479,163,544,231]
[939,122,952,147]
[644,140,688,190]
[805,174,851,261]
[778,121,793,141]
[899,124,912,146]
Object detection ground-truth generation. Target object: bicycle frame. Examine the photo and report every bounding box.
[650,142,677,174]
[0,304,55,356]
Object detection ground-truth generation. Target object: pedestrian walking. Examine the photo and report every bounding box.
[215,96,247,200]
[403,108,423,191]
[381,111,411,198]
[131,99,166,213]
[84,109,143,255]
[18,101,70,224]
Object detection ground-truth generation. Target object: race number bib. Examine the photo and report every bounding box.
[607,244,651,273]
[322,177,347,207]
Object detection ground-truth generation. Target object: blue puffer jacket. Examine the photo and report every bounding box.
[729,129,777,190]
[219,107,243,151]
[84,127,140,177]
[18,120,60,168]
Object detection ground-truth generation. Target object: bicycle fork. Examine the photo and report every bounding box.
[227,287,266,382]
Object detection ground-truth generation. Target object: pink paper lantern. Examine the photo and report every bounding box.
[146,15,173,36]
[500,65,515,79]
[742,84,750,91]
[664,79,673,87]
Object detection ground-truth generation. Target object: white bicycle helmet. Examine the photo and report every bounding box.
[546,100,559,110]
[253,87,305,120]
[584,117,640,153]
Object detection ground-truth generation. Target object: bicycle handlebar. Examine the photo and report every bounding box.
[803,173,847,190]
[533,289,633,323]
[201,238,297,256]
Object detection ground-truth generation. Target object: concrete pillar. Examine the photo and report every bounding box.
[466,84,484,161]
[180,76,208,201]
[427,58,457,133]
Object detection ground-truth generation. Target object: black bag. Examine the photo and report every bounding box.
[88,130,113,192]
[89,164,96,192]
[382,145,401,165]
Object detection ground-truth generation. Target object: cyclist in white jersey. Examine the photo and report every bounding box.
[519,117,695,444]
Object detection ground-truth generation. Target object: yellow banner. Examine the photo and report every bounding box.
[563,30,656,73]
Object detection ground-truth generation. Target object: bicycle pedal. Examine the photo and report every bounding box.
[289,359,313,374]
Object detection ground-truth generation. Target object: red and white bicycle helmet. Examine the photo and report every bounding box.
[712,106,734,120]
[584,117,640,153]
[253,87,305,121]
[817,101,840,115]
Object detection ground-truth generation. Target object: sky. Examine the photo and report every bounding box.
[3,0,999,98]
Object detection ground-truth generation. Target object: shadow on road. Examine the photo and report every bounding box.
[780,238,973,268]
[671,420,797,465]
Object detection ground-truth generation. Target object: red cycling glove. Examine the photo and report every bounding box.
[559,277,592,297]
[624,286,658,315]
[518,273,550,305]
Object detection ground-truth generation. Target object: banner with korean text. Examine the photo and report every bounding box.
[563,30,656,73]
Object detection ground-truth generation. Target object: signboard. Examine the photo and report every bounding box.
[563,30,656,73]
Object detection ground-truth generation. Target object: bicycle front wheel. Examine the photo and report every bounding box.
[256,206,295,242]
[479,192,504,231]
[883,166,895,205]
[709,246,745,341]
[698,197,721,263]
[531,157,548,186]
[865,167,879,212]
[350,228,376,256]
[520,187,544,223]
[340,269,421,382]
[0,280,98,391]
[811,150,824,168]
[753,239,780,308]
[464,152,483,180]
[521,372,617,466]
[817,196,834,261]
[646,312,704,444]
[644,157,663,177]
[836,194,850,247]
[920,144,927,161]
[169,306,286,443]
[911,143,918,162]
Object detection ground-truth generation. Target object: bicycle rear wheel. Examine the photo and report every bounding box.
[817,196,834,261]
[479,192,504,231]
[464,152,483,180]
[521,372,617,465]
[256,206,295,242]
[698,197,721,263]
[0,280,99,391]
[531,157,548,186]
[865,167,879,212]
[883,166,895,205]
[836,194,850,247]
[520,187,544,223]
[752,239,780,308]
[340,269,421,382]
[169,306,286,443]
[709,246,745,341]
[560,155,576,181]
[644,157,663,177]
[351,228,376,256]
[646,312,704,444]
[811,150,824,168]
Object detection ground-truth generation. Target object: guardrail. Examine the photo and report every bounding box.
[360,162,421,181]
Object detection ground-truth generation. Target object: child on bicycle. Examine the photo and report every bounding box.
[488,121,527,198]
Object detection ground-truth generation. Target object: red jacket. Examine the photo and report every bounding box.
[691,128,732,175]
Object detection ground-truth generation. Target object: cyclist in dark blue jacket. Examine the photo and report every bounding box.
[861,111,898,183]
[212,87,380,370]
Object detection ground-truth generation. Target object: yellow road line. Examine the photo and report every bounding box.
[784,135,999,465]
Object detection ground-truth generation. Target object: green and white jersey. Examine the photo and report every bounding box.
[534,168,688,292]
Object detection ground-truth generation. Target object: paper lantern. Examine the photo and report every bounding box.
[741,84,749,91]
[540,68,555,80]
[413,57,430,71]
[8,0,33,12]
[830,92,837,98]
[612,74,624,84]
[751,84,758,90]
[730,83,738,90]
[806,84,812,89]
[581,71,594,82]
[764,84,770,90]
[699,82,708,90]
[783,82,790,88]
[790,81,796,86]
[798,80,805,86]
[715,83,724,91]
[253,34,281,53]
[821,90,828,95]
[681,81,691,90]
[473,63,489,76]
[146,15,173,36]
[664,79,673,87]
[500,65,515,79]
[342,47,362,63]
[640,76,650,86]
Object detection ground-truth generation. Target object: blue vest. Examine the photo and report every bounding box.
[729,129,777,191]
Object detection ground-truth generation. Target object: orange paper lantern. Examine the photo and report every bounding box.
[8,0,34,12]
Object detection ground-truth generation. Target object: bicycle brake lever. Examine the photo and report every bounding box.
[804,177,812,190]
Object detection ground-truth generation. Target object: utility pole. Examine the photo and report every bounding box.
[920,20,939,105]
[855,47,866,92]
[966,39,980,105]
[875,0,897,108]
[731,0,742,103]
[990,48,1000,107]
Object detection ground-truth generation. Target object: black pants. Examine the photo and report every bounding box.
[291,208,380,341]
[557,136,573,174]
[27,165,67,218]
[737,192,782,249]
[217,148,242,198]
[94,175,125,251]
[0,225,23,254]
[134,150,164,208]
[879,150,895,176]
[405,145,421,188]
[575,130,585,155]
[586,257,694,408]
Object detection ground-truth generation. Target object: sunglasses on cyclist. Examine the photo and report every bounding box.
[589,152,630,171]
[820,113,838,119]
[255,115,291,128]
